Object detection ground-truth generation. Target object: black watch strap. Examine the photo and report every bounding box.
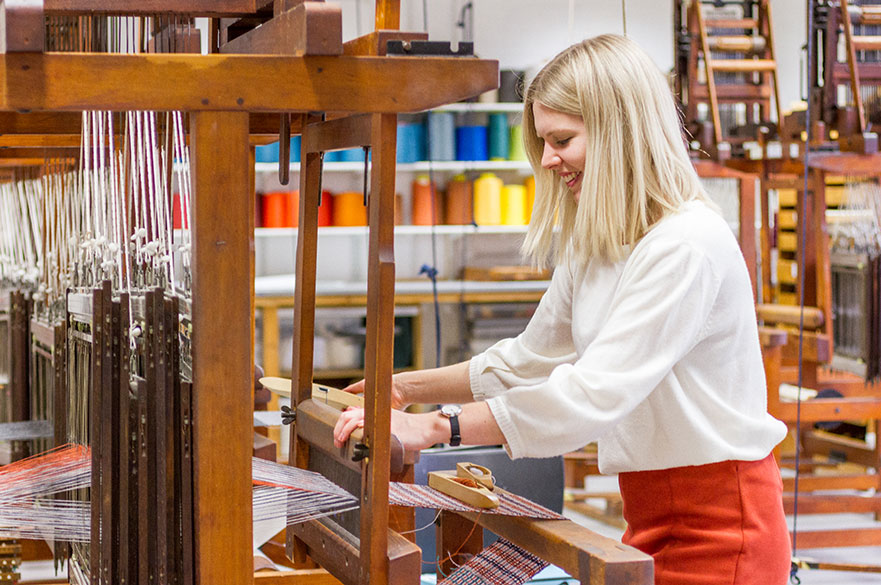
[449,415,461,447]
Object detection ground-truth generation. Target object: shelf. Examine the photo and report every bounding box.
[255,225,529,237]
[255,160,532,174]
[427,102,525,113]
[255,275,550,299]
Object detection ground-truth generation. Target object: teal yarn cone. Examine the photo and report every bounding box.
[488,113,509,161]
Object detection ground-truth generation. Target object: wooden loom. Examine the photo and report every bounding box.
[0,2,653,585]
[810,0,881,153]
[674,0,783,160]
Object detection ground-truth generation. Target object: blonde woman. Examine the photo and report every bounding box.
[335,34,790,585]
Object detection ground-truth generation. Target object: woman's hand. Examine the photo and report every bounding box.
[333,407,445,452]
[342,375,409,410]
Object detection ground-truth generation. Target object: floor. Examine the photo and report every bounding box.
[563,473,881,585]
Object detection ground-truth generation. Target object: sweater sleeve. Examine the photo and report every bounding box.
[488,239,723,459]
[469,264,578,401]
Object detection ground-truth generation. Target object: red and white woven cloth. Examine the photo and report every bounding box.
[437,538,549,585]
[387,482,563,519]
[388,482,562,585]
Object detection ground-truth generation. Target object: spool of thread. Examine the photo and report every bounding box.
[427,112,456,161]
[524,176,536,222]
[445,174,473,225]
[473,173,503,226]
[478,88,500,103]
[411,176,443,226]
[318,190,333,227]
[499,70,525,103]
[397,123,425,163]
[262,192,287,227]
[501,184,527,226]
[508,125,527,161]
[286,190,333,227]
[332,191,367,226]
[488,113,509,161]
[456,125,489,161]
[255,141,279,163]
[285,190,299,227]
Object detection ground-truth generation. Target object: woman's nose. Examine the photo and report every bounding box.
[541,143,560,169]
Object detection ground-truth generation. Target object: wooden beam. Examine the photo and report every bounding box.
[254,568,343,585]
[0,135,81,147]
[220,2,342,56]
[0,147,78,157]
[773,397,881,422]
[455,510,653,585]
[757,303,825,329]
[806,152,881,176]
[783,494,881,515]
[783,473,879,492]
[791,527,881,549]
[42,0,257,16]
[302,114,371,153]
[0,157,46,166]
[189,111,253,585]
[0,112,295,145]
[0,53,499,113]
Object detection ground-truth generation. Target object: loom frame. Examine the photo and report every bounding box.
[0,2,656,584]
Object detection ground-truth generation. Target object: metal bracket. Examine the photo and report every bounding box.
[352,442,368,462]
[386,40,474,57]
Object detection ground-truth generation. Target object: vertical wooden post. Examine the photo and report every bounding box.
[288,114,322,564]
[759,170,773,304]
[436,511,482,578]
[291,115,322,466]
[811,169,833,352]
[374,0,400,30]
[360,112,397,585]
[189,111,253,585]
[739,173,757,299]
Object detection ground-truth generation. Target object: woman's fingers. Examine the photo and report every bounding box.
[333,407,365,448]
[342,379,366,395]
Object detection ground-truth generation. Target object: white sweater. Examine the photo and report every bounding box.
[469,201,787,474]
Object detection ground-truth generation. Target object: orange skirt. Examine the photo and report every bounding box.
[618,454,791,585]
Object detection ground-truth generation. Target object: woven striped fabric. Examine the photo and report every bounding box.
[388,483,563,519]
[438,538,549,585]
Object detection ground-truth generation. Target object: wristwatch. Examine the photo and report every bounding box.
[439,404,463,447]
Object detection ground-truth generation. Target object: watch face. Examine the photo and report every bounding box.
[440,404,462,417]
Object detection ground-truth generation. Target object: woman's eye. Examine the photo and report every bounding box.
[556,138,571,146]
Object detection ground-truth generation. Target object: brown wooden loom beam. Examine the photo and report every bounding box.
[0,54,498,114]
[439,509,653,585]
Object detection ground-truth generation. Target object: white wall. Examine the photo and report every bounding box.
[334,0,808,114]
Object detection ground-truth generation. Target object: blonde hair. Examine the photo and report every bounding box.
[521,34,710,267]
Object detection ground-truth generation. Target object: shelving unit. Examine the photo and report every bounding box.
[255,224,530,237]
[253,101,544,400]
[255,160,532,174]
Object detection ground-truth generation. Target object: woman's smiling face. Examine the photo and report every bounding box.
[532,101,586,199]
